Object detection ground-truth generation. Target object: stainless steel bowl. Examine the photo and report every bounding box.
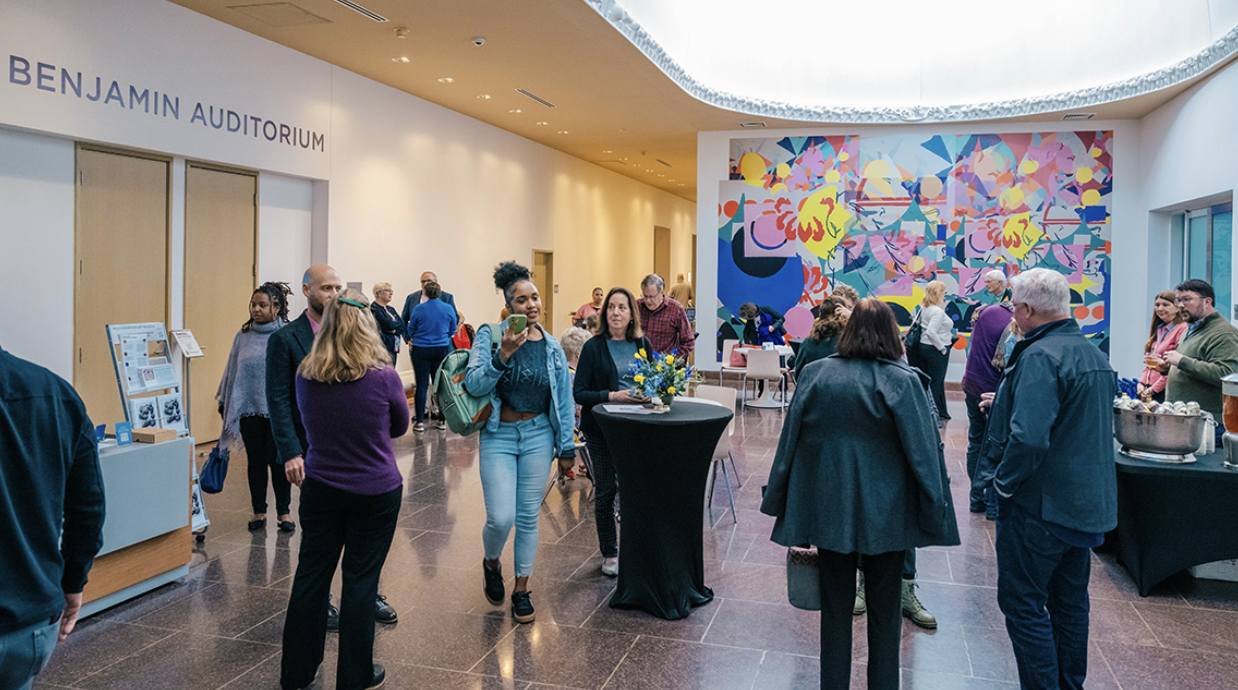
[1113,407,1206,455]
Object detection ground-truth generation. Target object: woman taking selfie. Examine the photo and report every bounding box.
[573,287,652,576]
[761,298,959,690]
[216,281,295,532]
[280,289,409,690]
[465,261,576,624]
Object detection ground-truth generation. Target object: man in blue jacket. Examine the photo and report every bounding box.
[984,268,1116,690]
[0,346,105,689]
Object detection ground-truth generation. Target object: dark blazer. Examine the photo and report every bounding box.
[572,334,652,439]
[401,290,456,338]
[760,355,960,554]
[370,302,405,360]
[984,318,1118,533]
[265,312,314,464]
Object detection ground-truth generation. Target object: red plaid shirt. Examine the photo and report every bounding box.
[638,297,695,356]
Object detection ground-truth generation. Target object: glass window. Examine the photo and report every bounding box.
[1212,204,1232,319]
[1186,213,1209,281]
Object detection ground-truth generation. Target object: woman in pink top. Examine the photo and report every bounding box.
[1139,290,1188,402]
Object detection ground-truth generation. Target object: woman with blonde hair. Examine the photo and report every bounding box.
[280,288,409,690]
[906,280,954,420]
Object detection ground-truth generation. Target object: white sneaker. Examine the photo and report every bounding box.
[601,557,619,577]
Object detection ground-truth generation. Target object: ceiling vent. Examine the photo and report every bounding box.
[333,0,387,22]
[739,121,767,128]
[655,159,672,167]
[1061,113,1095,121]
[229,3,330,26]
[516,89,556,109]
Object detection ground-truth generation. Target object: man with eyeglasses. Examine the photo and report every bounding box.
[1161,279,1238,438]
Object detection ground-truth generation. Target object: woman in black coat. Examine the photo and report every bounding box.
[572,287,651,577]
[761,298,959,690]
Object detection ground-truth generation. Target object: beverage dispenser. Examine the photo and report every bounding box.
[1223,373,1238,469]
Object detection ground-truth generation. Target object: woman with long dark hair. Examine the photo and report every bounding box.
[465,262,576,624]
[280,288,408,690]
[1138,289,1188,402]
[573,287,652,576]
[761,298,959,690]
[216,281,295,532]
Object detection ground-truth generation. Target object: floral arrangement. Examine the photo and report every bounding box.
[629,348,692,405]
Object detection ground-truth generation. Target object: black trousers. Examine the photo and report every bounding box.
[818,550,903,690]
[280,478,401,690]
[410,345,449,422]
[909,342,950,419]
[239,416,291,515]
[584,435,618,559]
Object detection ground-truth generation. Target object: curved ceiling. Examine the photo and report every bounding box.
[597,0,1238,122]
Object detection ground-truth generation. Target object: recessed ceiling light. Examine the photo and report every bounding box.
[668,179,675,182]
[677,184,685,187]
[657,174,664,177]
[557,130,569,134]
[437,77,454,83]
[476,94,491,100]
[508,109,522,114]
[391,56,410,63]
[601,150,613,154]
[620,157,629,161]
[535,121,548,126]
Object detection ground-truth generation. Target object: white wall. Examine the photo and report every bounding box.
[0,0,695,384]
[697,120,1141,376]
[0,127,76,377]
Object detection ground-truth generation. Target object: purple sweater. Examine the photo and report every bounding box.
[962,303,1014,398]
[295,366,409,495]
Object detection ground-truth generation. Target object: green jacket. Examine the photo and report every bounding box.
[1166,312,1238,417]
[761,355,960,554]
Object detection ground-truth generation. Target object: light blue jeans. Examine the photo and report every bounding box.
[479,413,555,577]
[0,618,58,690]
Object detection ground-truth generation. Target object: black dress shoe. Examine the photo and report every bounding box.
[482,561,504,605]
[326,595,339,631]
[364,663,386,689]
[374,594,397,624]
[278,520,296,533]
[247,518,267,531]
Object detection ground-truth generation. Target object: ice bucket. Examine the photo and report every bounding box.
[1113,407,1206,456]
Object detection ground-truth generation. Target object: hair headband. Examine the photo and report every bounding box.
[338,298,366,309]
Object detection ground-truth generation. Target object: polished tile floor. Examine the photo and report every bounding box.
[36,393,1238,689]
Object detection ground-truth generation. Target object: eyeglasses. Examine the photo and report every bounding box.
[1175,295,1199,305]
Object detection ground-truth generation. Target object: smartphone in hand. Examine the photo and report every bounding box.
[507,314,528,333]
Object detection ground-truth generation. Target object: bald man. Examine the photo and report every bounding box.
[400,271,456,333]
[265,265,397,630]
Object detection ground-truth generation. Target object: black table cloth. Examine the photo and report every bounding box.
[592,399,733,620]
[1114,442,1238,595]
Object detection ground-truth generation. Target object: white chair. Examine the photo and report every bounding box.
[745,349,787,409]
[719,339,748,396]
[695,384,740,525]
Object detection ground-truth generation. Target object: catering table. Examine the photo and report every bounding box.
[1114,443,1238,595]
[592,399,733,619]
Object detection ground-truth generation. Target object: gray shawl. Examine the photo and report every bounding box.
[216,319,284,451]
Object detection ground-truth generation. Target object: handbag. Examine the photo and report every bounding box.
[728,344,759,368]
[903,310,924,351]
[786,546,821,611]
[199,445,230,494]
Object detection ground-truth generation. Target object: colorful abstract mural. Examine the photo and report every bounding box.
[717,131,1113,358]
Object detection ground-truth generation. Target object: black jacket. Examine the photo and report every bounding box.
[985,318,1118,533]
[265,312,314,463]
[370,302,406,358]
[0,347,106,630]
[572,334,652,439]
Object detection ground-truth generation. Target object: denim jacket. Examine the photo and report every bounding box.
[464,322,576,459]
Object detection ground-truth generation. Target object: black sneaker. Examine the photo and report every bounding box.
[326,595,339,631]
[374,594,397,624]
[511,590,535,624]
[483,561,504,605]
[364,663,386,689]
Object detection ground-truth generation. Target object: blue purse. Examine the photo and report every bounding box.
[200,445,230,494]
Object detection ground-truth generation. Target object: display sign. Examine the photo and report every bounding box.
[169,329,204,358]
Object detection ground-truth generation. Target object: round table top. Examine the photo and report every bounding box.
[592,398,733,427]
[1113,442,1238,480]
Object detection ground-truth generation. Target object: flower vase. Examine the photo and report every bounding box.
[655,393,674,411]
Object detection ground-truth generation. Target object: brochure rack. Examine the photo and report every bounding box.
[105,322,188,437]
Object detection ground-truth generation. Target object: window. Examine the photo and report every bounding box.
[1178,203,1233,318]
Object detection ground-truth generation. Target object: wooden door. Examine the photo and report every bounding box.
[654,225,671,284]
[532,250,554,333]
[74,148,169,427]
[184,164,257,443]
